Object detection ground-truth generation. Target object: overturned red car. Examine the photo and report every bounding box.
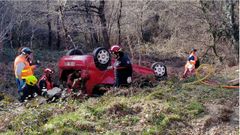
[58,47,167,96]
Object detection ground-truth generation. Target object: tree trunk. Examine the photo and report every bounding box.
[117,0,122,45]
[9,29,14,52]
[140,9,144,42]
[84,0,99,48]
[99,0,110,48]
[211,33,223,62]
[199,0,223,62]
[56,15,61,49]
[59,5,69,49]
[47,0,52,49]
[30,27,34,48]
[225,0,239,55]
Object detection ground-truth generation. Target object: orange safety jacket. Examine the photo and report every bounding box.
[185,52,198,70]
[188,53,198,65]
[14,55,34,79]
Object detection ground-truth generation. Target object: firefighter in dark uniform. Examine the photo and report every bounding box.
[109,45,133,88]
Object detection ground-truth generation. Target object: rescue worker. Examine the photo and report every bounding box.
[14,47,39,102]
[67,70,89,94]
[109,45,133,88]
[38,68,54,96]
[182,48,198,78]
[38,68,62,101]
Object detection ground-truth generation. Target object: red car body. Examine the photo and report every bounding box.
[58,54,156,96]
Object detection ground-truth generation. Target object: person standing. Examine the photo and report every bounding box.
[14,47,39,102]
[109,45,133,88]
[182,48,198,79]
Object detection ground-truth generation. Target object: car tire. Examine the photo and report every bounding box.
[66,49,84,56]
[151,62,167,79]
[93,47,111,70]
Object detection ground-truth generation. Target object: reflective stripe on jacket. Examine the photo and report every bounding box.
[14,55,34,79]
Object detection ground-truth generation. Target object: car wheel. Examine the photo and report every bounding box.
[151,62,167,78]
[93,47,111,70]
[66,49,84,56]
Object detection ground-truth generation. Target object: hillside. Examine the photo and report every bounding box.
[0,0,239,134]
[0,67,238,134]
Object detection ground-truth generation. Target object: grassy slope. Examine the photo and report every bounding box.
[0,74,238,135]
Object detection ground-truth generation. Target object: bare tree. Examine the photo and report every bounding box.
[0,2,13,44]
[56,14,61,49]
[58,0,69,48]
[84,0,99,48]
[0,0,237,65]
[47,0,52,49]
[117,0,122,44]
[0,1,13,60]
[98,0,110,48]
[198,0,239,63]
[224,0,239,54]
[70,0,110,48]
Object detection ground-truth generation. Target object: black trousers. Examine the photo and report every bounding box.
[18,84,40,102]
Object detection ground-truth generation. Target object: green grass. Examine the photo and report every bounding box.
[1,76,238,134]
[186,100,204,118]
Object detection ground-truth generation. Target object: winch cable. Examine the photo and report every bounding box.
[185,64,239,89]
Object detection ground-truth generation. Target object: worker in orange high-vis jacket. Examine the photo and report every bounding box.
[182,48,199,79]
[14,47,40,102]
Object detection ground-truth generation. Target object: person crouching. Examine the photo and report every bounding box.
[38,68,61,101]
[67,70,89,96]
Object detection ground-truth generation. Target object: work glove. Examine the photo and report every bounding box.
[127,77,132,83]
[36,60,41,66]
[114,61,121,67]
[74,78,81,82]
[107,66,113,70]
[30,60,41,69]
[72,78,81,88]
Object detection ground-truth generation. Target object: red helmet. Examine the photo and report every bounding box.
[44,68,54,74]
[110,45,122,53]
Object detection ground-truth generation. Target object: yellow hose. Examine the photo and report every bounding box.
[185,64,214,85]
[184,64,239,89]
